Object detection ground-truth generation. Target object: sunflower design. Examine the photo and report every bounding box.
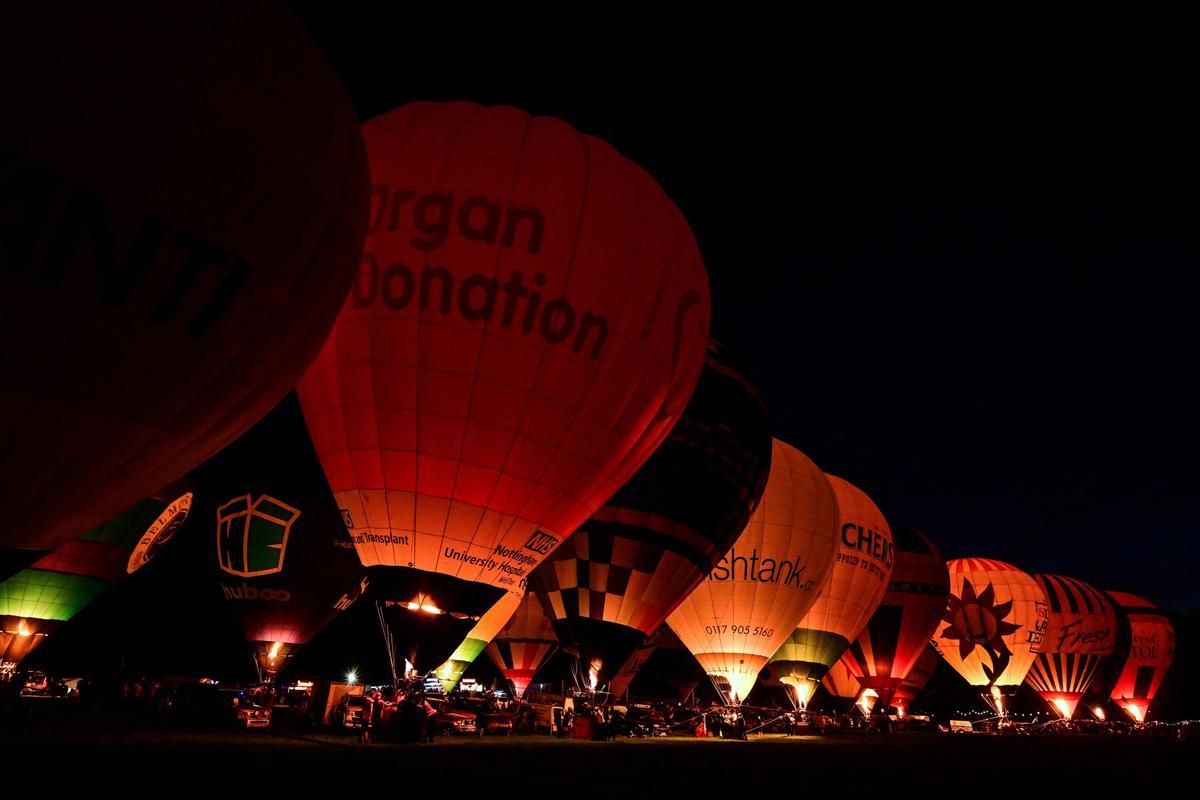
[940,578,1021,684]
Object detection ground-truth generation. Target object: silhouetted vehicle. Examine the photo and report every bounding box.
[428,696,477,735]
[331,694,369,730]
[453,696,517,735]
[168,683,270,730]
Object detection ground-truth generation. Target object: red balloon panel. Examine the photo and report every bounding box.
[298,102,710,593]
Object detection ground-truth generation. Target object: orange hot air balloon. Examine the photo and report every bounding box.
[933,558,1048,714]
[296,102,711,647]
[1105,591,1174,723]
[433,590,524,692]
[1024,574,1116,719]
[766,475,894,708]
[666,439,839,704]
[486,591,560,698]
[833,524,949,711]
[0,4,369,570]
[821,655,866,713]
[892,644,941,716]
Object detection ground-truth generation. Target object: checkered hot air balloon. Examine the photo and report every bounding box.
[528,349,771,691]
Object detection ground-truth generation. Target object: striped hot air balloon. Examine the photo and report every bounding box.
[892,644,940,716]
[933,558,1048,714]
[833,524,949,712]
[434,590,523,691]
[766,475,894,708]
[1,495,189,670]
[1104,591,1174,723]
[1024,574,1116,719]
[485,592,559,698]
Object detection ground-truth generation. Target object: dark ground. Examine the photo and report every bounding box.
[2,704,1193,796]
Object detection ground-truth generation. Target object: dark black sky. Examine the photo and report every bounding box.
[282,13,1198,611]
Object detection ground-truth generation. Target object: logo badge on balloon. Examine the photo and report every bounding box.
[216,495,300,578]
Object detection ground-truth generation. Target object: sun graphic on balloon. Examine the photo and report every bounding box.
[940,578,1021,683]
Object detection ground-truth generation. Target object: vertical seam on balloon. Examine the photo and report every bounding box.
[506,136,665,549]
[352,102,444,571]
[415,103,488,580]
[481,123,593,559]
[434,110,535,584]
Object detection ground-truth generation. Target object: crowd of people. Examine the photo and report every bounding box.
[355,684,440,743]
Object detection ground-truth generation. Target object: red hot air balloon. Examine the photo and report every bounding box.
[1105,591,1174,723]
[1024,574,1116,719]
[892,644,940,716]
[297,102,711,655]
[837,524,950,711]
[0,3,369,569]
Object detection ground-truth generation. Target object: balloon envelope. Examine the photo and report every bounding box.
[297,101,710,641]
[193,396,367,677]
[667,439,839,704]
[1,496,181,669]
[485,591,559,698]
[0,3,368,556]
[1104,591,1174,722]
[892,644,941,714]
[833,524,949,709]
[932,558,1048,712]
[529,349,771,687]
[433,590,523,691]
[1024,574,1116,718]
[768,475,895,708]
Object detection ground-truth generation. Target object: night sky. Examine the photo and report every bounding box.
[284,14,1198,612]
[10,13,1196,727]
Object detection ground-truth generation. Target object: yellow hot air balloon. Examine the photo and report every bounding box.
[933,558,1048,714]
[767,475,894,708]
[666,439,838,704]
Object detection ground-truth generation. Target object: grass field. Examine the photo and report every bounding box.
[3,708,1193,796]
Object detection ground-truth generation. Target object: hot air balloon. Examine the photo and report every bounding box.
[1024,574,1116,719]
[892,644,940,716]
[528,349,771,690]
[610,626,671,699]
[0,3,369,571]
[830,524,949,712]
[932,558,1048,714]
[296,101,710,671]
[767,475,895,709]
[486,592,560,698]
[194,396,367,680]
[433,590,524,692]
[1,495,188,671]
[821,656,868,714]
[1104,591,1174,723]
[666,439,839,704]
